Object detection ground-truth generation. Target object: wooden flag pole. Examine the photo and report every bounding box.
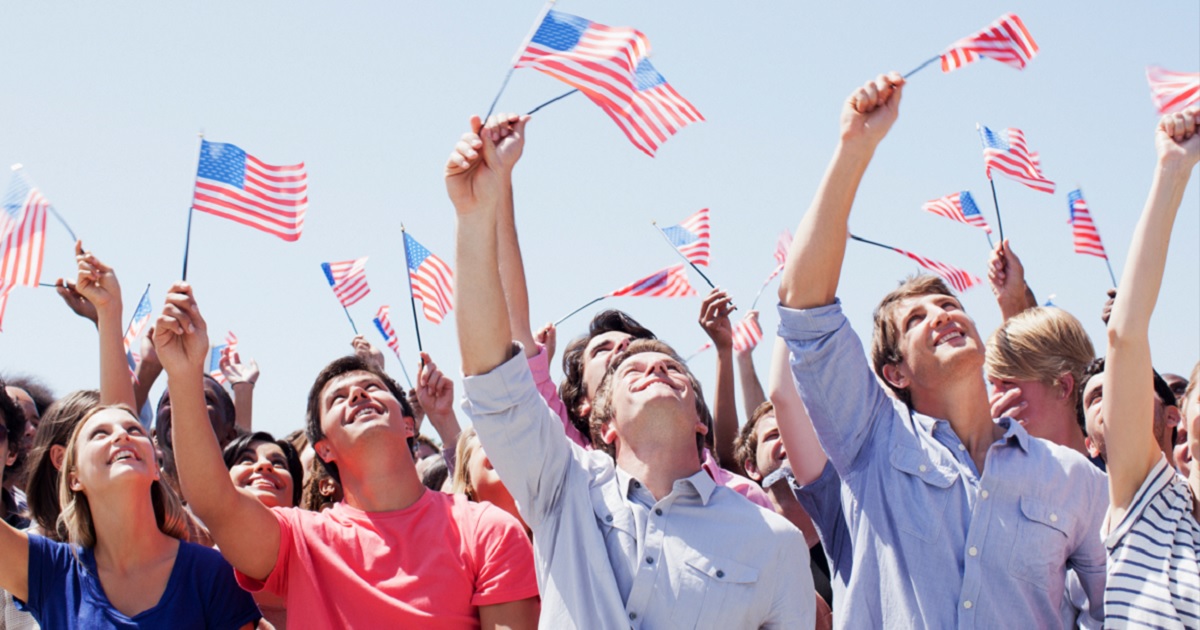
[554,295,606,327]
[483,0,558,122]
[527,89,578,115]
[651,221,715,289]
[181,131,204,281]
[400,225,425,354]
[903,55,941,79]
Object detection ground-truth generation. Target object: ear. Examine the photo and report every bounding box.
[68,472,83,493]
[881,363,909,390]
[313,439,334,465]
[600,421,617,446]
[1056,373,1076,401]
[404,417,415,439]
[743,458,762,482]
[50,445,66,471]
[694,418,710,437]
[1084,436,1100,459]
[1166,405,1182,429]
[4,447,16,468]
[576,400,592,421]
[318,478,337,497]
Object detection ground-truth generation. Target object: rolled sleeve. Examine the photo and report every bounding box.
[777,301,893,474]
[526,344,590,448]
[462,346,576,530]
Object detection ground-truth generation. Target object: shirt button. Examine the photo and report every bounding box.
[957,444,966,451]
[968,546,978,557]
[981,490,989,499]
[629,612,637,620]
[963,600,973,609]
[918,465,928,472]
[645,557,654,565]
[632,481,641,488]
[605,515,613,522]
[716,570,725,578]
[1050,513,1059,523]
[655,508,663,516]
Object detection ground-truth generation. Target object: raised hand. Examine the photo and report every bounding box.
[840,72,905,147]
[734,311,761,357]
[486,112,530,176]
[219,347,260,386]
[350,335,385,371]
[1101,288,1117,325]
[988,239,1034,320]
[445,114,528,213]
[1155,105,1200,169]
[988,384,1027,422]
[152,282,209,376]
[416,352,455,421]
[139,326,160,370]
[407,388,426,431]
[699,288,736,350]
[54,278,98,324]
[534,322,557,363]
[73,241,121,317]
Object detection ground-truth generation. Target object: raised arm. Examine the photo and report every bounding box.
[220,347,259,431]
[73,242,136,409]
[154,282,280,580]
[449,116,521,375]
[415,352,462,454]
[734,311,767,418]
[779,73,904,309]
[987,239,1037,321]
[1105,107,1199,514]
[767,338,828,485]
[698,288,739,469]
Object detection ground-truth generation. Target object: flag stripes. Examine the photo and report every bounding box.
[609,264,696,298]
[941,14,1038,73]
[404,233,454,324]
[979,125,1056,194]
[1068,189,1108,259]
[322,258,371,308]
[193,140,308,242]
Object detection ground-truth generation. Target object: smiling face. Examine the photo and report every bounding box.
[1081,370,1179,463]
[68,407,157,497]
[593,343,708,457]
[881,293,985,400]
[229,440,295,509]
[579,331,634,412]
[751,411,787,479]
[313,370,412,475]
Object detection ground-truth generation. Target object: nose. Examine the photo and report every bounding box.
[614,336,632,356]
[928,304,951,329]
[347,384,370,404]
[252,457,275,474]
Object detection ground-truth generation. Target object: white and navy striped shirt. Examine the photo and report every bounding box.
[1104,456,1200,629]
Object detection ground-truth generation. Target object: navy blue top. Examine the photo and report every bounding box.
[19,534,260,629]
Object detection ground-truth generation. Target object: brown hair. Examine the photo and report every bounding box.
[58,405,189,548]
[733,401,775,476]
[1178,360,1200,418]
[558,310,656,442]
[869,275,957,406]
[25,390,100,541]
[590,339,711,459]
[986,307,1095,428]
[300,455,342,511]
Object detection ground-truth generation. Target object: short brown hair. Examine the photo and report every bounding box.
[733,401,775,476]
[589,339,710,459]
[870,275,957,406]
[558,310,656,442]
[986,306,1095,405]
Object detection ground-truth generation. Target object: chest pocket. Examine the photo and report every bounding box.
[671,550,760,630]
[888,446,958,542]
[1009,496,1073,586]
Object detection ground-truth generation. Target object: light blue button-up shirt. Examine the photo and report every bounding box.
[779,301,1108,629]
[461,347,815,630]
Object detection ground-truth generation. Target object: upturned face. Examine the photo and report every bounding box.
[229,440,294,509]
[603,350,705,449]
[581,331,634,408]
[752,412,787,480]
[885,294,985,395]
[69,408,158,497]
[314,371,411,468]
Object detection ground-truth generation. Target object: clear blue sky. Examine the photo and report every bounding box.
[1,2,1196,440]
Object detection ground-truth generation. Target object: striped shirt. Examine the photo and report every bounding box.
[1104,456,1200,628]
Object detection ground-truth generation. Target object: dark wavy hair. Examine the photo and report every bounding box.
[221,431,303,508]
[558,310,656,443]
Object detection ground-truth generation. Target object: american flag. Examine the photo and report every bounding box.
[192,140,308,242]
[515,10,702,156]
[208,331,238,384]
[1146,66,1200,114]
[893,247,982,293]
[1067,189,1107,259]
[0,166,49,289]
[922,191,992,233]
[691,315,764,357]
[765,229,793,283]
[373,305,402,360]
[122,286,154,375]
[404,232,454,324]
[978,125,1055,194]
[662,208,711,267]
[940,14,1038,73]
[322,258,370,308]
[609,264,696,298]
[0,284,12,332]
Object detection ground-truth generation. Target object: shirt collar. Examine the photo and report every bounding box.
[912,409,1031,452]
[615,467,718,505]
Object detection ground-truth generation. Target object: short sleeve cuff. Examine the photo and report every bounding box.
[777,300,848,341]
[461,343,537,417]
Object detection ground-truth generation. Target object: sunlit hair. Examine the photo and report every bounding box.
[1181,360,1200,419]
[869,275,958,407]
[558,310,656,441]
[58,405,189,549]
[733,401,775,476]
[986,307,1095,430]
[590,339,711,459]
[450,427,482,500]
[25,390,100,541]
[300,455,342,512]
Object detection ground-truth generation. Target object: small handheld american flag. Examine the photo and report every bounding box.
[940,14,1038,74]
[609,264,696,298]
[0,166,49,290]
[404,232,454,325]
[922,191,992,234]
[193,140,308,242]
[322,258,371,308]
[1146,66,1200,115]
[660,208,711,267]
[123,285,153,376]
[978,125,1055,194]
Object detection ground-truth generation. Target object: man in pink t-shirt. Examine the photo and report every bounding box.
[156,290,540,629]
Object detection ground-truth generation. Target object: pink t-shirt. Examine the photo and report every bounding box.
[235,490,539,629]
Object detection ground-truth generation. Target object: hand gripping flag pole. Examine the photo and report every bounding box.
[483,0,559,123]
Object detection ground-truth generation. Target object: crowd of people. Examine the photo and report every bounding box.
[0,72,1195,629]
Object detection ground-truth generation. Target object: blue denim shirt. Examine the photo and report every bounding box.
[779,301,1108,629]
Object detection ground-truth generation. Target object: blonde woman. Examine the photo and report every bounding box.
[451,428,528,536]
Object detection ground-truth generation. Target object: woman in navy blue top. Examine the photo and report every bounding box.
[0,404,261,629]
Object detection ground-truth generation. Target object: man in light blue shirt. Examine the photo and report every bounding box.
[775,72,1107,629]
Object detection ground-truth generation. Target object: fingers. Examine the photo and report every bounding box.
[447,131,484,171]
[988,387,1026,419]
[483,112,523,142]
[161,283,203,335]
[700,289,734,321]
[1161,108,1199,142]
[850,72,905,114]
[745,310,759,322]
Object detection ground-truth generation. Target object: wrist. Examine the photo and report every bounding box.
[231,380,256,389]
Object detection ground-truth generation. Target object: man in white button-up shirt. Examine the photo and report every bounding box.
[447,113,815,629]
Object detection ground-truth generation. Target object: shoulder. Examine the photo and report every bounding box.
[177,540,236,570]
[1029,436,1106,484]
[25,533,74,567]
[446,493,524,538]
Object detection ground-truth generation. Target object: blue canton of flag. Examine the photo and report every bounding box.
[208,344,227,374]
[197,141,247,188]
[530,11,590,51]
[662,226,697,247]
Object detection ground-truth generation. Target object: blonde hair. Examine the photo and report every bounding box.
[1181,360,1200,418]
[986,307,1095,403]
[451,427,481,500]
[57,405,189,548]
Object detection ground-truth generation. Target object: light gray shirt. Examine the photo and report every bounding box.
[461,347,815,630]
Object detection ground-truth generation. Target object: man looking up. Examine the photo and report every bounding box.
[154,283,539,628]
[776,72,1107,628]
[451,114,814,629]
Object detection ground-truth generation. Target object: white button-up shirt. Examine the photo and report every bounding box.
[462,348,815,629]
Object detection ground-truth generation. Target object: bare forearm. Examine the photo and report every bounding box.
[767,339,827,484]
[97,306,136,408]
[711,346,739,470]
[231,383,254,431]
[496,182,538,356]
[428,411,461,455]
[133,361,162,411]
[735,351,767,419]
[457,206,512,375]
[779,143,875,309]
[168,370,242,515]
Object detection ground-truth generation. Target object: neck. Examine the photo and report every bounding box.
[766,483,819,547]
[90,485,176,571]
[911,374,1001,468]
[1035,409,1090,457]
[615,440,702,501]
[338,437,425,512]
